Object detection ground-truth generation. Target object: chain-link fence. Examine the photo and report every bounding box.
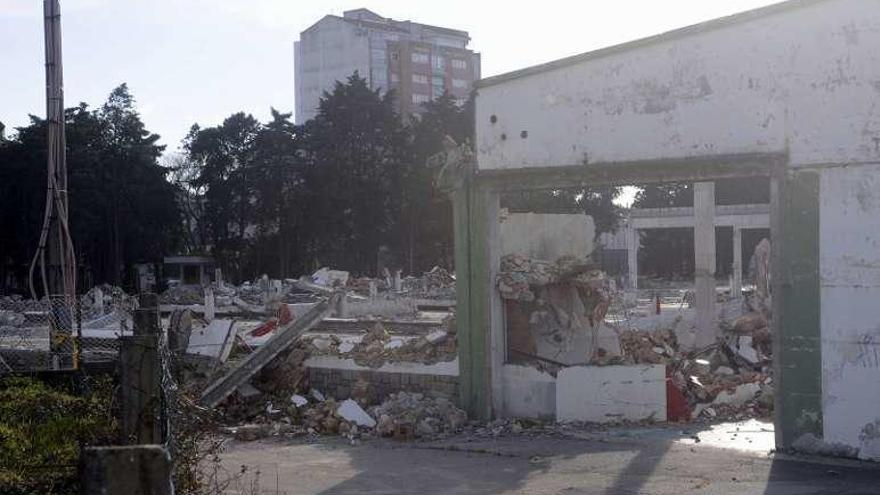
[0,289,138,372]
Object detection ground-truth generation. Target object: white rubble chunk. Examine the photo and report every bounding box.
[383,338,404,350]
[426,330,448,345]
[338,341,356,354]
[736,336,760,364]
[311,268,350,288]
[712,382,760,407]
[310,388,325,402]
[290,394,308,408]
[311,337,333,352]
[337,399,376,428]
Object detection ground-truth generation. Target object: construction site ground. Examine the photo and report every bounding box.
[220,420,880,495]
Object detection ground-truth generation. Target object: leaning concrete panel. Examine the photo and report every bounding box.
[556,365,666,423]
[200,298,333,408]
[187,318,235,361]
[819,163,880,460]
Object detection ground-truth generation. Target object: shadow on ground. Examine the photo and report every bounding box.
[220,423,880,495]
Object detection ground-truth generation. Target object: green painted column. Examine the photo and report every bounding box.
[774,170,822,448]
[452,178,491,420]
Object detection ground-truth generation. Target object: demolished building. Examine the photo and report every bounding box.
[449,0,880,460]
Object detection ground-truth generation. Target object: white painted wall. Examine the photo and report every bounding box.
[499,364,557,419]
[556,365,667,423]
[475,0,880,171]
[820,163,880,461]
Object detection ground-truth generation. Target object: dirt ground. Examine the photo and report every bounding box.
[219,420,880,494]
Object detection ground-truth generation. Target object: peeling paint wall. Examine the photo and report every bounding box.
[820,163,880,461]
[475,0,880,170]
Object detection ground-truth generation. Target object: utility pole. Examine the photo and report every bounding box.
[44,0,71,298]
[32,0,78,366]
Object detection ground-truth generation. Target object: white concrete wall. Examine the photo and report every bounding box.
[475,0,880,171]
[820,163,880,461]
[500,212,595,260]
[556,365,667,423]
[499,364,557,419]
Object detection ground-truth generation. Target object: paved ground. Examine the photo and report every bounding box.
[220,421,880,494]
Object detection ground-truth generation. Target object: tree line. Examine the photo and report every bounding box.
[0,74,476,291]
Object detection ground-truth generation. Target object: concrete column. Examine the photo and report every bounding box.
[485,191,505,417]
[694,182,717,348]
[626,225,638,292]
[732,226,743,299]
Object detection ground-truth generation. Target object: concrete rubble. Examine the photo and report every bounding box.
[497,252,774,424]
[302,319,457,368]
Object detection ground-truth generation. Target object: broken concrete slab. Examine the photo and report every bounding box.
[337,399,376,428]
[186,319,235,362]
[199,297,335,408]
[556,365,666,423]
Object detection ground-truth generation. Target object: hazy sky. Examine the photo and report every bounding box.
[1,0,781,152]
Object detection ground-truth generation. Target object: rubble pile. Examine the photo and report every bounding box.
[370,392,468,439]
[401,266,456,299]
[158,264,457,310]
[221,386,467,442]
[159,284,203,305]
[614,328,679,365]
[497,254,610,302]
[305,320,457,368]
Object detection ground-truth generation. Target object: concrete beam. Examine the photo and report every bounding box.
[199,296,335,408]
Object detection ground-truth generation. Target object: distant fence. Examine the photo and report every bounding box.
[0,291,138,372]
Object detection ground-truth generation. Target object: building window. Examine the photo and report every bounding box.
[432,75,445,98]
[412,93,430,104]
[391,52,399,61]
[412,73,428,84]
[452,78,468,89]
[411,52,429,64]
[432,56,445,71]
[451,58,467,70]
